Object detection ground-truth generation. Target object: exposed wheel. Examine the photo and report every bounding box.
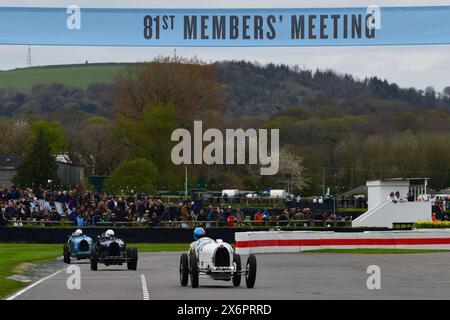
[245,254,257,288]
[63,243,71,264]
[90,247,98,271]
[232,253,241,287]
[179,253,189,286]
[127,247,138,270]
[127,248,134,270]
[189,255,199,288]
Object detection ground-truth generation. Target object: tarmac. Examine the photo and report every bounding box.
[8,251,450,300]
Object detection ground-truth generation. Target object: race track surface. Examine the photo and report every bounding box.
[8,252,450,300]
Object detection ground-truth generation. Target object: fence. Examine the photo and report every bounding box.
[5,218,352,229]
[158,195,287,207]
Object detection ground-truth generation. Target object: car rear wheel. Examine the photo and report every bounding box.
[63,244,71,264]
[127,247,138,270]
[232,253,241,287]
[245,254,257,288]
[90,247,98,271]
[180,253,189,286]
[189,255,199,288]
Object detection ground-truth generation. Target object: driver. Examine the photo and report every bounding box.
[189,227,213,256]
[103,229,115,237]
[73,229,83,236]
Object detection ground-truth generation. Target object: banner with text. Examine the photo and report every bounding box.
[0,6,449,46]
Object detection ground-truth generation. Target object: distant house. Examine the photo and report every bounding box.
[0,153,23,188]
[0,152,84,188]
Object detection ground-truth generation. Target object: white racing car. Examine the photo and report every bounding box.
[179,229,257,288]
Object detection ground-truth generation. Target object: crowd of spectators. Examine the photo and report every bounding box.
[0,186,352,228]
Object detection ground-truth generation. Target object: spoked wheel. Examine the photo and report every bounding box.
[232,253,242,287]
[127,247,138,270]
[90,247,98,271]
[63,244,71,264]
[245,254,257,288]
[180,253,189,286]
[189,255,199,288]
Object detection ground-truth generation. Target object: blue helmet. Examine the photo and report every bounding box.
[193,227,206,240]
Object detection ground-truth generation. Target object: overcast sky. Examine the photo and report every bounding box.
[1,0,450,91]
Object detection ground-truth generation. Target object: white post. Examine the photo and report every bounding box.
[184,165,188,196]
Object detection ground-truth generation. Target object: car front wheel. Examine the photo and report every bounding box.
[189,255,199,288]
[232,253,241,287]
[90,247,98,271]
[127,247,138,270]
[180,253,189,286]
[63,244,71,264]
[245,254,257,288]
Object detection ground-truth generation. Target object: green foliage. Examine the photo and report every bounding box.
[1,61,450,193]
[81,115,108,125]
[107,158,158,195]
[114,104,178,185]
[414,221,450,229]
[13,129,59,188]
[29,121,69,154]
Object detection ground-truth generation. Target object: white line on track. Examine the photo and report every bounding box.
[6,269,64,300]
[141,274,150,300]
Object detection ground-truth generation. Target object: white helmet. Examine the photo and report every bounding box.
[74,229,83,236]
[105,229,115,237]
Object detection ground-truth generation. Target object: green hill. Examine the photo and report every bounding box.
[0,63,129,91]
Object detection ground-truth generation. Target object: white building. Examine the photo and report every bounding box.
[352,178,432,228]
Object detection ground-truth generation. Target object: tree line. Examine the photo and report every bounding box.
[1,58,449,194]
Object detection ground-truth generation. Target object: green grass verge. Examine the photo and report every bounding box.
[0,244,62,299]
[0,63,127,91]
[303,248,450,254]
[0,243,188,299]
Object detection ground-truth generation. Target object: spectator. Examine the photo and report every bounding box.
[180,202,190,227]
[216,207,226,227]
[197,209,207,227]
[388,192,397,203]
[235,208,244,226]
[206,206,216,228]
[76,213,84,227]
[253,210,264,225]
[279,209,290,226]
[226,212,238,227]
[407,192,415,202]
[293,209,305,227]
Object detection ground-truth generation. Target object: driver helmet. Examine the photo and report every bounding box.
[74,229,83,236]
[193,227,205,241]
[105,229,115,237]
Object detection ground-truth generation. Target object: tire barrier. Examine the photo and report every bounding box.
[235,229,450,254]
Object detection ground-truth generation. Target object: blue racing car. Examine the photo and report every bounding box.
[63,229,93,264]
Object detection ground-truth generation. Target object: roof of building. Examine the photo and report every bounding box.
[0,153,23,169]
[340,185,367,197]
[367,177,430,182]
[437,187,450,195]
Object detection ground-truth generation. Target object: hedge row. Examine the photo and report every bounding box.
[414,221,450,229]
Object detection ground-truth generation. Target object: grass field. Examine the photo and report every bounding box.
[0,63,128,91]
[303,248,450,254]
[0,243,187,299]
